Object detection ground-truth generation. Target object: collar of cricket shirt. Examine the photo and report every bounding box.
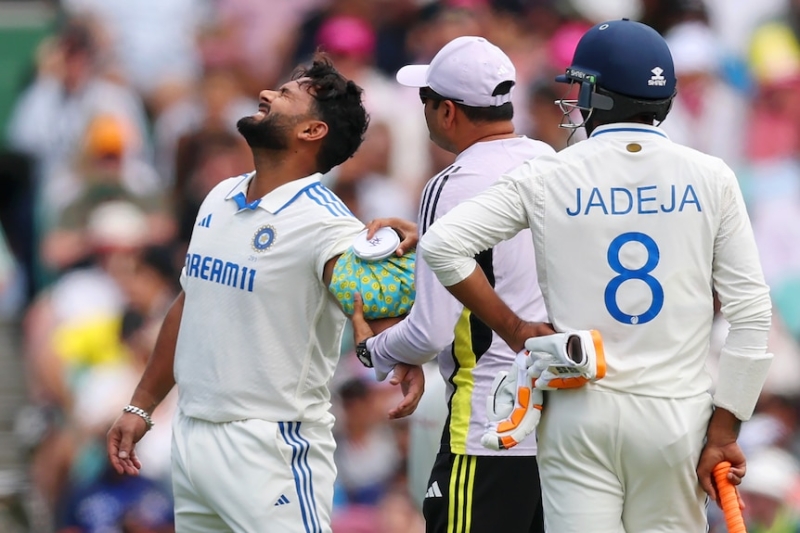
[590,122,670,140]
[225,172,324,214]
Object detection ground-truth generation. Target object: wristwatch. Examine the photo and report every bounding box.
[356,340,373,368]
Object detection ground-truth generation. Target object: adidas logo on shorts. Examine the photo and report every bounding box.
[425,481,443,499]
[274,494,291,506]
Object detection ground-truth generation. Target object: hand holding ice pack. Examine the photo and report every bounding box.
[330,228,416,319]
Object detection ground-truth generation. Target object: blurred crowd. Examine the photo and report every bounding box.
[0,0,799,531]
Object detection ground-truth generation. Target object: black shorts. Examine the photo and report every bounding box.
[422,452,544,533]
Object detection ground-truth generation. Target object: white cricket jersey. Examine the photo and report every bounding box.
[368,136,553,455]
[175,172,364,423]
[421,123,771,399]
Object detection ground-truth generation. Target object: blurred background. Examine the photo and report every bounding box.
[0,0,798,531]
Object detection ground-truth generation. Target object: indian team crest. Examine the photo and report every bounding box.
[252,225,277,252]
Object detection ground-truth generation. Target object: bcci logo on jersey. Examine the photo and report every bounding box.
[252,225,276,252]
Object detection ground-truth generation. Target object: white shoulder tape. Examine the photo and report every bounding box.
[713,351,774,421]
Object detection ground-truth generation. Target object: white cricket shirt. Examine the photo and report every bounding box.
[421,123,771,399]
[368,136,553,455]
[176,172,364,423]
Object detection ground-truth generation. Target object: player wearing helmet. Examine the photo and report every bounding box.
[419,19,772,532]
[554,19,676,136]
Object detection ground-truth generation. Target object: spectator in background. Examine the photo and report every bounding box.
[637,0,701,35]
[741,15,800,340]
[116,247,180,336]
[742,159,800,342]
[742,395,800,456]
[152,68,255,186]
[28,201,150,406]
[661,21,748,169]
[39,115,173,274]
[747,11,800,162]
[58,457,174,533]
[62,0,209,116]
[334,378,402,507]
[735,447,800,533]
[705,0,787,81]
[314,14,430,208]
[404,3,483,70]
[483,0,557,134]
[22,200,151,509]
[6,18,149,186]
[293,0,382,67]
[43,114,162,221]
[328,121,416,222]
[207,0,326,95]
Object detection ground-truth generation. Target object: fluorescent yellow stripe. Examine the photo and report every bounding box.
[456,454,468,532]
[450,309,477,455]
[447,455,477,533]
[464,456,477,533]
[447,455,461,533]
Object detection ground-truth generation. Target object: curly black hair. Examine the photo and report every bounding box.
[292,53,370,174]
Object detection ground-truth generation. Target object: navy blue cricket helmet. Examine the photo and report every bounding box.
[556,19,676,127]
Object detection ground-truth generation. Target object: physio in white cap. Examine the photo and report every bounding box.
[350,35,558,533]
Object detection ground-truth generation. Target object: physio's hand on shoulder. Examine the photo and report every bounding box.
[107,412,148,476]
[388,363,425,419]
[696,408,746,508]
[364,218,418,256]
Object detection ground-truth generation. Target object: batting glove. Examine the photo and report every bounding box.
[526,330,606,390]
[481,330,606,451]
[481,350,544,451]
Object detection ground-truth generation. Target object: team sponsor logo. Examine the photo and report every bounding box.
[648,66,666,86]
[566,67,596,84]
[252,225,276,252]
[184,253,257,292]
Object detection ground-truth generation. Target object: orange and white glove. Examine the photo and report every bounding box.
[481,330,605,451]
[527,330,606,390]
[481,350,544,451]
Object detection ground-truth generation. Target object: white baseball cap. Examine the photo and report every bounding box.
[396,36,516,107]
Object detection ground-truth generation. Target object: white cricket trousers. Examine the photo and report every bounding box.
[171,411,336,533]
[537,387,713,533]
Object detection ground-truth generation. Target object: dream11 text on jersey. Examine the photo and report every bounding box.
[184,253,257,292]
[566,184,702,217]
